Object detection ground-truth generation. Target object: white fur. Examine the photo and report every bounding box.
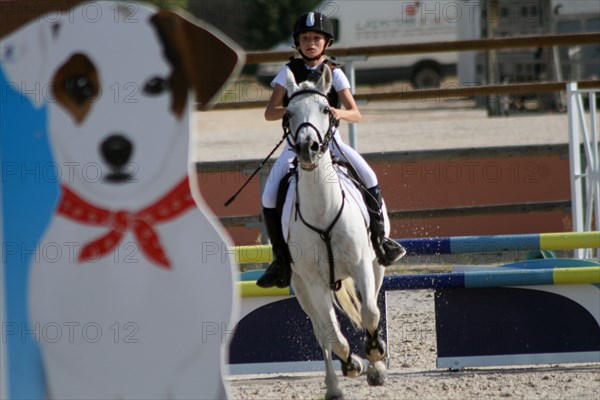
[8,3,238,398]
[285,67,387,399]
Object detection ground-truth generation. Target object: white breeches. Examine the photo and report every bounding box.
[261,132,378,208]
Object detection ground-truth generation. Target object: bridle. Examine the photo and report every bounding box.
[222,89,337,207]
[283,89,339,170]
[283,88,345,291]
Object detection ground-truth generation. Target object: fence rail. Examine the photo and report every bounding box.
[207,79,600,110]
[202,32,600,110]
[199,33,599,239]
[244,32,600,64]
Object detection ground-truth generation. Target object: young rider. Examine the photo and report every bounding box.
[257,12,405,288]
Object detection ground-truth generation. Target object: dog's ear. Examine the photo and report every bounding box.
[1,18,54,108]
[150,10,244,111]
[0,0,83,108]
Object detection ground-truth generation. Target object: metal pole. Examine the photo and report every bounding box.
[566,82,584,259]
[587,91,599,260]
[486,0,501,116]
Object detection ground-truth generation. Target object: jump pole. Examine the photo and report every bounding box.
[232,231,600,262]
[237,266,600,295]
[229,233,600,372]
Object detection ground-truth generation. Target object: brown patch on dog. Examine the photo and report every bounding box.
[150,10,243,114]
[52,53,99,124]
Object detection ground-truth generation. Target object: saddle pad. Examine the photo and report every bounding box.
[281,168,369,243]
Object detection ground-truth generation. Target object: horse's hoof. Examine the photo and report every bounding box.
[366,361,387,386]
[341,354,364,378]
[325,389,344,400]
[365,338,386,363]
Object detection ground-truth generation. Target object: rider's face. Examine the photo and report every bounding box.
[298,31,327,58]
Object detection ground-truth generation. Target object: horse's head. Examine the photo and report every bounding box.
[284,66,337,170]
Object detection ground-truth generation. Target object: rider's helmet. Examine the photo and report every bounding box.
[293,12,334,48]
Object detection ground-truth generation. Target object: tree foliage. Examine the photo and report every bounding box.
[144,0,321,51]
[242,0,321,50]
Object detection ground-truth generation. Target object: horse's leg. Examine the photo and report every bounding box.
[356,260,382,355]
[356,259,388,386]
[322,347,344,400]
[291,274,345,399]
[372,258,386,296]
[365,259,387,360]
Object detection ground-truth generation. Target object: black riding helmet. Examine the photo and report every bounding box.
[293,12,334,48]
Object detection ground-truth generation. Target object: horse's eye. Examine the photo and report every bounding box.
[143,77,169,95]
[63,75,97,104]
[323,107,330,115]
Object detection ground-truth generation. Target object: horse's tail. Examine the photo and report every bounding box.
[333,278,362,328]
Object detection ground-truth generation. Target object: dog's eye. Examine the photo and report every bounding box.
[64,75,97,104]
[143,77,169,95]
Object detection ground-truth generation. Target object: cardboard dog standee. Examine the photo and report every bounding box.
[0,2,244,398]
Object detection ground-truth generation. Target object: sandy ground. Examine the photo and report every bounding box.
[227,290,600,400]
[195,85,599,399]
[194,97,570,163]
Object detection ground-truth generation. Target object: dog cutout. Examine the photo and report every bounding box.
[1,2,243,398]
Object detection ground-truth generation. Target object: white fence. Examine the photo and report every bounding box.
[567,82,599,259]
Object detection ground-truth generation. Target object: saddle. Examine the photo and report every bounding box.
[276,158,370,243]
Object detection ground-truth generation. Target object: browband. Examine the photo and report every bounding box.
[288,89,328,103]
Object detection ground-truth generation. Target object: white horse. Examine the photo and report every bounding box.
[283,67,388,400]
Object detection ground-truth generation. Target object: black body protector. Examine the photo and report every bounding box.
[283,58,340,108]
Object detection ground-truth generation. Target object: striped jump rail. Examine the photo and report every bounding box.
[238,265,600,297]
[232,231,600,264]
[380,266,600,291]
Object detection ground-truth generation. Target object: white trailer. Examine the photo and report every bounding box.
[257,0,475,88]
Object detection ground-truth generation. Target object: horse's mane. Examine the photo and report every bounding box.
[298,80,316,91]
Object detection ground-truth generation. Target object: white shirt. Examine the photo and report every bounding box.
[271,62,351,93]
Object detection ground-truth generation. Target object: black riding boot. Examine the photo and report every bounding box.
[256,207,291,288]
[365,186,406,266]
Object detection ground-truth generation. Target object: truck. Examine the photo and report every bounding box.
[551,0,600,82]
[474,0,599,112]
[257,0,473,88]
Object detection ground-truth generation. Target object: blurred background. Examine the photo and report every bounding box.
[156,0,599,114]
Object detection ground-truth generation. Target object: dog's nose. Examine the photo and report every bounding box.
[101,134,132,169]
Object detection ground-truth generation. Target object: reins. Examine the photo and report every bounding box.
[294,184,345,291]
[287,89,345,291]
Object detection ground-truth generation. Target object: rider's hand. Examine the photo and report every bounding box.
[330,107,341,126]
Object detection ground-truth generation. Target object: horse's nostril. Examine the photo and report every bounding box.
[310,142,320,152]
[101,134,132,169]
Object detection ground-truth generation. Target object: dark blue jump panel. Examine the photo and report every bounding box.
[398,237,452,255]
[435,287,600,366]
[229,292,387,367]
[382,273,465,290]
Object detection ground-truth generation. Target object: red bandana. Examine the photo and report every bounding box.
[58,178,197,268]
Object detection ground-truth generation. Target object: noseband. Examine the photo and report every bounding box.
[283,89,339,170]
